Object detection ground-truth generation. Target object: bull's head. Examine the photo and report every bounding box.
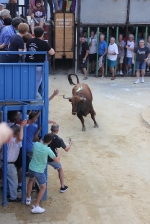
[63,95,86,115]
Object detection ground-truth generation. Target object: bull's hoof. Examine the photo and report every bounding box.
[82,127,86,131]
[94,124,99,128]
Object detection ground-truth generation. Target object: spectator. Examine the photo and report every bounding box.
[117,34,125,75]
[48,124,72,193]
[26,133,60,213]
[0,17,22,53]
[30,0,46,37]
[98,34,107,79]
[52,0,63,12]
[132,39,150,84]
[80,36,89,80]
[126,34,134,74]
[146,35,150,72]
[0,9,10,32]
[3,17,12,26]
[5,23,29,62]
[107,37,118,80]
[25,27,55,98]
[5,120,27,202]
[0,4,4,11]
[29,0,43,15]
[89,30,97,74]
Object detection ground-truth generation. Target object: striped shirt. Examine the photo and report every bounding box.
[0,25,16,50]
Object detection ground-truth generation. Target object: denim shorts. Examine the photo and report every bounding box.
[126,57,132,65]
[82,57,89,69]
[48,161,62,170]
[28,169,46,185]
[136,61,146,70]
[108,59,116,68]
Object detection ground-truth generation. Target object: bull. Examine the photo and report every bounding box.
[63,74,98,131]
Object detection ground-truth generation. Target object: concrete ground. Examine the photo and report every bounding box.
[0,75,150,224]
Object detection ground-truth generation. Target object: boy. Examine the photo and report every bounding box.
[6,120,27,202]
[48,124,72,193]
[26,133,60,214]
[30,0,46,36]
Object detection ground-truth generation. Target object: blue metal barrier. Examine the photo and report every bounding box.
[0,51,49,206]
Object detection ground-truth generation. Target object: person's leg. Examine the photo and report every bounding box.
[47,0,54,19]
[7,164,18,200]
[30,21,35,35]
[82,58,88,79]
[111,67,115,77]
[58,0,63,11]
[39,18,44,28]
[101,63,104,77]
[141,62,146,83]
[83,68,87,78]
[58,167,64,188]
[34,184,46,207]
[36,66,43,97]
[27,178,35,199]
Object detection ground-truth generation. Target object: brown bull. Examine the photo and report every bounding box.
[63,74,98,131]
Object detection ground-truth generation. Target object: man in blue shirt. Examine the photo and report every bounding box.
[98,34,107,79]
[0,17,22,62]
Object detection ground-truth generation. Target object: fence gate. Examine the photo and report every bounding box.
[54,13,75,63]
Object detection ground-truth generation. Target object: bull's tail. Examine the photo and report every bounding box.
[67,74,80,85]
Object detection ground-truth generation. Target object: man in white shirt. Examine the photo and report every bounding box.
[89,31,97,74]
[107,37,118,80]
[126,34,134,74]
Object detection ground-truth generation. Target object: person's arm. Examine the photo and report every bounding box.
[0,43,6,50]
[31,12,39,24]
[132,52,135,64]
[48,47,55,55]
[102,42,107,57]
[49,89,59,101]
[33,125,42,142]
[83,50,89,61]
[16,120,27,143]
[30,110,41,123]
[64,140,72,152]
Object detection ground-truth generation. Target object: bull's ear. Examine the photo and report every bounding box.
[69,99,72,102]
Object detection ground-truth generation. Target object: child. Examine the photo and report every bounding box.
[26,133,60,213]
[6,120,27,202]
[30,0,46,36]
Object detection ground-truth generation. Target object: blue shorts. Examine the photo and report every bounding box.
[126,57,132,65]
[108,59,116,68]
[48,161,62,170]
[28,169,46,185]
[136,61,146,70]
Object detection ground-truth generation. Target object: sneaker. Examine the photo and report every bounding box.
[26,197,31,205]
[127,69,132,74]
[147,67,149,72]
[36,92,42,99]
[117,71,120,75]
[17,186,22,192]
[141,77,144,83]
[134,79,140,84]
[31,205,45,214]
[32,187,36,192]
[83,77,88,80]
[101,76,105,79]
[119,70,123,75]
[60,186,68,193]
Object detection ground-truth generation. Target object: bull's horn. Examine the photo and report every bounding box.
[63,94,72,100]
[80,97,86,101]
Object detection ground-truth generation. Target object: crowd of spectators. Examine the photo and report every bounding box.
[79,30,150,83]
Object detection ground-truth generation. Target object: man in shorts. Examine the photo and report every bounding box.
[48,124,72,193]
[98,34,107,79]
[80,36,89,80]
[132,39,150,84]
[30,0,46,37]
[107,37,118,80]
[89,30,97,74]
[26,133,60,213]
[117,34,125,75]
[126,34,134,74]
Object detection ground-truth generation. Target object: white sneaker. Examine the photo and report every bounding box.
[134,79,140,84]
[31,205,45,214]
[141,77,144,83]
[119,70,123,75]
[147,67,149,72]
[117,71,120,75]
[26,197,31,205]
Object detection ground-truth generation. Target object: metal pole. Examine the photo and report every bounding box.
[2,106,7,206]
[21,105,27,204]
[145,26,148,43]
[105,27,109,76]
[96,27,100,77]
[115,26,119,75]
[87,26,90,74]
[133,26,138,75]
[75,25,78,74]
